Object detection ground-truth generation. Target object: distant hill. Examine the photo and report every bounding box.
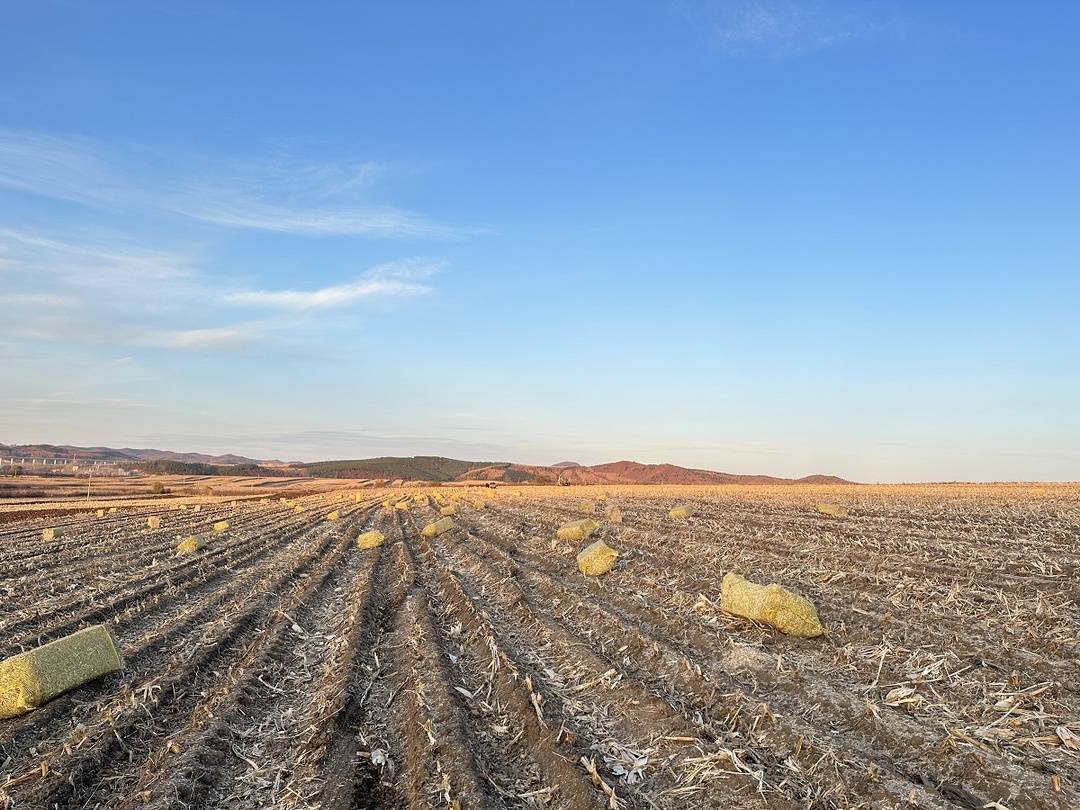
[2,444,855,484]
[298,456,504,481]
[0,443,263,466]
[299,455,854,485]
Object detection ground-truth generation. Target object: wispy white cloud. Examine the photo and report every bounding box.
[227,258,441,309]
[0,129,120,206]
[142,325,260,351]
[694,0,873,58]
[0,129,462,238]
[0,226,444,353]
[0,227,193,287]
[165,194,450,237]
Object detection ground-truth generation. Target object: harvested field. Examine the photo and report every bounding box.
[0,483,1078,809]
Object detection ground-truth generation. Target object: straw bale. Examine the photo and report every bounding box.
[721,572,824,637]
[815,503,849,518]
[576,540,618,576]
[0,625,122,719]
[556,518,599,542]
[357,530,385,550]
[421,517,455,538]
[176,534,206,555]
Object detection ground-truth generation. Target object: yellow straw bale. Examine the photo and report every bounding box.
[815,503,849,519]
[720,572,824,638]
[42,528,62,541]
[576,540,619,576]
[669,505,694,520]
[192,505,201,513]
[440,505,458,516]
[580,499,597,513]
[382,499,396,508]
[146,516,161,529]
[95,509,105,518]
[604,505,623,524]
[556,518,599,542]
[213,520,230,533]
[294,505,305,513]
[394,500,410,511]
[108,507,118,514]
[357,530,385,550]
[176,534,205,555]
[327,510,341,521]
[0,625,122,720]
[421,517,455,538]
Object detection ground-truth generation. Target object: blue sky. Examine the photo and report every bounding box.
[1,1,1077,482]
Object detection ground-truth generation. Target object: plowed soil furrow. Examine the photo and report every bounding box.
[0,488,1075,810]
[0,507,367,806]
[0,509,319,652]
[406,523,614,809]
[456,513,1078,809]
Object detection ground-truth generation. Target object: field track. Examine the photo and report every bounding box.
[1,485,1077,809]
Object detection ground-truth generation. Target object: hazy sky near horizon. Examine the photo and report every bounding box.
[1,2,1078,482]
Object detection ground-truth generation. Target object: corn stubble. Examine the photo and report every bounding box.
[0,483,1075,809]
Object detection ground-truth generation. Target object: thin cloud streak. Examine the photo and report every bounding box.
[227,259,442,309]
[0,129,463,239]
[691,0,874,58]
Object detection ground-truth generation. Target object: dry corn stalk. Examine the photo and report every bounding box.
[577,540,619,576]
[557,518,599,541]
[721,572,824,637]
[0,625,122,719]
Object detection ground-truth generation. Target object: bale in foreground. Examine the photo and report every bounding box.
[721,572,825,637]
[0,625,122,719]
[577,540,619,576]
[556,518,599,541]
[357,530,385,549]
[421,517,455,538]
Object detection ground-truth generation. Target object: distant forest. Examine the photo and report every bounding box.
[130,460,293,477]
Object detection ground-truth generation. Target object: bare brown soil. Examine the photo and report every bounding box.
[0,484,1077,809]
